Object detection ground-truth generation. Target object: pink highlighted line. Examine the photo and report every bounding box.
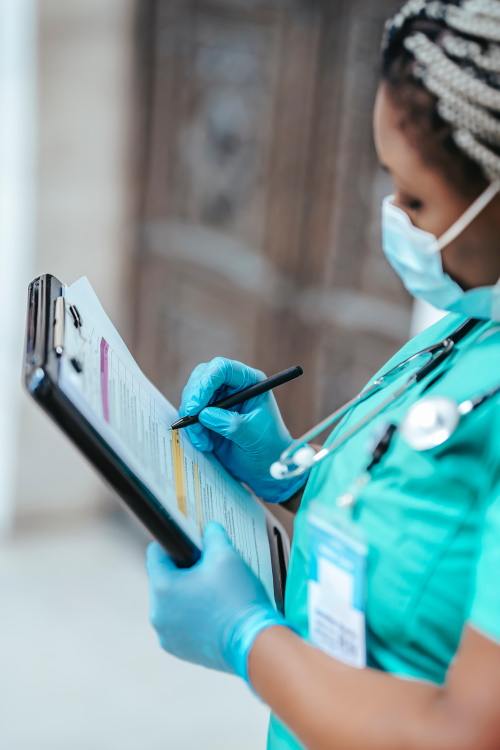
[100,338,110,423]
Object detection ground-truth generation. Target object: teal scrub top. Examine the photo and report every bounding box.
[268,313,500,750]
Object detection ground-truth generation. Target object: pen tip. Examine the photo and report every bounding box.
[171,415,198,429]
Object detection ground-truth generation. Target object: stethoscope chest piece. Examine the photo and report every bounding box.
[399,395,461,451]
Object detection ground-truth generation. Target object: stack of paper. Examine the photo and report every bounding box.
[59,277,275,600]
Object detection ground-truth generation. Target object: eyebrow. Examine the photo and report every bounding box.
[379,163,421,198]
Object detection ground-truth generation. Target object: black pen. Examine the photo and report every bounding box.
[171,365,303,430]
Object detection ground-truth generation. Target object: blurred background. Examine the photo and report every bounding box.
[0,0,431,748]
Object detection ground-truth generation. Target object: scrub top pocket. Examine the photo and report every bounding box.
[361,433,480,650]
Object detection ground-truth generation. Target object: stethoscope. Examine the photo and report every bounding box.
[271,318,500,483]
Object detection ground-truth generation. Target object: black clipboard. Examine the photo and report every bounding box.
[23,274,289,608]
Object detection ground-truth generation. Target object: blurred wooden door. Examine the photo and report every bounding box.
[133,0,408,438]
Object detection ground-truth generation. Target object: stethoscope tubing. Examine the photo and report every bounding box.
[275,318,483,478]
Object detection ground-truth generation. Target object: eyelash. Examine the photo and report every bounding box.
[402,197,423,212]
[393,187,423,212]
[407,199,423,211]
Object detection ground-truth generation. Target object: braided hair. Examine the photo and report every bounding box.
[381,0,500,196]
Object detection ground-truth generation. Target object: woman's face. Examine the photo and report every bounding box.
[373,82,500,290]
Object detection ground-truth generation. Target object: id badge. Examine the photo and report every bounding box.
[307,504,367,669]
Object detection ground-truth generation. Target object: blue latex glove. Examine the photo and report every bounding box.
[179,357,308,504]
[146,522,288,682]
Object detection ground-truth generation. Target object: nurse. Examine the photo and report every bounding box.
[146,1,500,748]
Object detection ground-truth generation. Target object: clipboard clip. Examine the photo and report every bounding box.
[53,296,65,356]
[53,297,85,374]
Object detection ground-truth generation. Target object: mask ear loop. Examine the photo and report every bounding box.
[437,181,500,251]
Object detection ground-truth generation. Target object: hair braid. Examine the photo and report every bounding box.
[463,0,500,19]
[404,33,500,109]
[382,0,500,186]
[443,4,500,42]
[441,36,500,76]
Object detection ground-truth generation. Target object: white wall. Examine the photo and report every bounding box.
[13,0,135,525]
[0,0,37,535]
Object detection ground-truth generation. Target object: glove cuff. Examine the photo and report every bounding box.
[226,604,289,684]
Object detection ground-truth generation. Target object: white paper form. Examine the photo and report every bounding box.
[59,277,275,601]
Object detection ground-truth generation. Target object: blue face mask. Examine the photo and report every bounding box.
[382,182,500,320]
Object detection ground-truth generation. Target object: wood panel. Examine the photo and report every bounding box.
[133,0,411,441]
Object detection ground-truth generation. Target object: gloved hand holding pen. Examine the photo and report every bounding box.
[179,357,308,504]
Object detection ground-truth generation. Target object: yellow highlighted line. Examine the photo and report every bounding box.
[194,465,202,533]
[172,431,187,517]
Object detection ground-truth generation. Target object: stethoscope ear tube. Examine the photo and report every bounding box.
[272,319,487,478]
[413,338,453,382]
